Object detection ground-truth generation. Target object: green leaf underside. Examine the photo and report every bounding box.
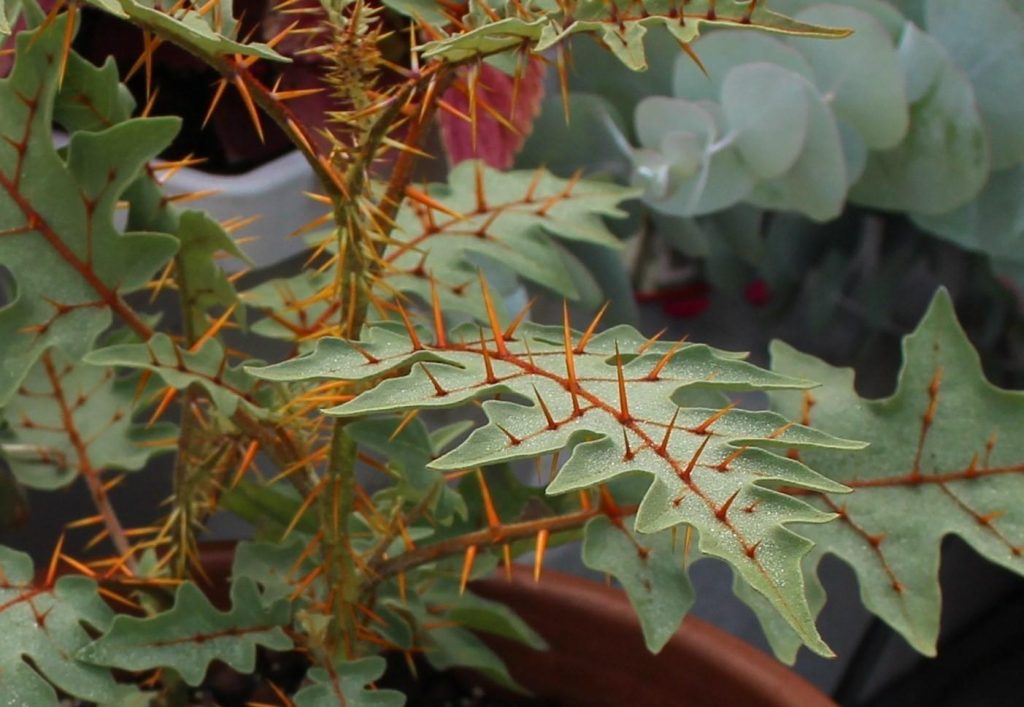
[78,577,292,686]
[769,289,1024,656]
[293,656,405,707]
[583,515,694,652]
[382,162,634,320]
[251,320,863,653]
[416,0,850,72]
[0,17,178,404]
[0,546,136,704]
[1,348,174,490]
[84,333,263,416]
[88,0,284,62]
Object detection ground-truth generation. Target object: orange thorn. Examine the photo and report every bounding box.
[190,303,237,352]
[57,2,77,88]
[479,329,498,384]
[495,423,521,446]
[282,476,327,539]
[532,385,557,429]
[646,338,687,380]
[203,79,229,129]
[523,166,545,202]
[693,402,736,435]
[65,514,104,530]
[233,75,265,143]
[405,185,462,219]
[230,440,259,489]
[473,161,488,212]
[263,19,301,49]
[502,543,513,581]
[397,571,408,604]
[476,469,501,530]
[509,50,526,121]
[396,300,424,350]
[271,86,325,101]
[147,387,178,428]
[599,485,620,517]
[429,278,447,347]
[478,272,509,357]
[579,489,592,512]
[419,363,448,397]
[503,296,536,340]
[718,445,748,471]
[681,436,711,483]
[678,41,708,76]
[459,545,478,595]
[614,343,631,422]
[715,488,741,521]
[140,85,160,119]
[574,302,609,354]
[44,533,66,587]
[562,302,581,417]
[638,328,668,354]
[534,529,549,582]
[289,565,324,601]
[468,64,480,149]
[658,408,681,455]
[622,428,635,461]
[388,409,420,441]
[555,46,571,125]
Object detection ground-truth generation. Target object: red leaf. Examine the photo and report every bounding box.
[440,58,546,169]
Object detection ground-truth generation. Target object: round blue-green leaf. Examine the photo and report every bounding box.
[926,0,1024,168]
[746,78,847,222]
[721,63,810,179]
[790,5,908,149]
[673,32,814,101]
[850,23,989,214]
[633,97,755,216]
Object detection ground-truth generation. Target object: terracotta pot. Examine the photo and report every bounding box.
[475,566,834,707]
[197,544,833,706]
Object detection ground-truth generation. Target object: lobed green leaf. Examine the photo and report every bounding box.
[769,288,1024,655]
[251,319,863,654]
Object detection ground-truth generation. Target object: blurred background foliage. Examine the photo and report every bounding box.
[517,0,1024,389]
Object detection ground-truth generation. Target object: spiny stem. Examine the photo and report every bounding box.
[368,504,639,586]
[320,421,359,654]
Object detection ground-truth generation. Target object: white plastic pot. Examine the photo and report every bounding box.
[163,149,326,271]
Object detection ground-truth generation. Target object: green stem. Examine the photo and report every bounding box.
[319,421,360,654]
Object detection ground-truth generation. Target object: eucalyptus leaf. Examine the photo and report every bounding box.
[925,0,1024,168]
[850,23,989,214]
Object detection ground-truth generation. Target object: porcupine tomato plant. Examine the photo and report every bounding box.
[0,0,1023,704]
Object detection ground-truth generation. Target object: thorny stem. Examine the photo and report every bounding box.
[368,504,639,587]
[316,76,427,656]
[375,69,456,228]
[168,221,211,578]
[115,1,502,657]
[320,422,360,654]
[316,60,454,657]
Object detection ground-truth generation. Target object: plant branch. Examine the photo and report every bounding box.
[368,504,638,586]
